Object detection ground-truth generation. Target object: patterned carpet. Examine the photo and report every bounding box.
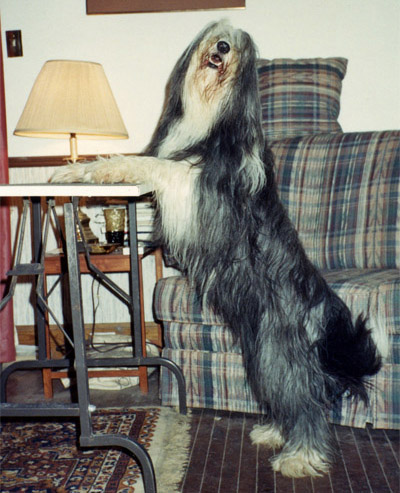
[0,407,191,492]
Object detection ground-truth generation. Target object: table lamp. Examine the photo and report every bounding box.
[14,59,129,162]
[14,59,129,243]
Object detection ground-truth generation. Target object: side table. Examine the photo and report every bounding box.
[42,247,164,398]
[0,183,187,493]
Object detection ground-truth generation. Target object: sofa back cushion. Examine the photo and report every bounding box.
[271,131,400,269]
[258,58,347,142]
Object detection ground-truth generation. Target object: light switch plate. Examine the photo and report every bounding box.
[6,30,23,57]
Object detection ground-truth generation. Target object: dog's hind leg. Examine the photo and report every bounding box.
[248,320,334,477]
[270,407,333,478]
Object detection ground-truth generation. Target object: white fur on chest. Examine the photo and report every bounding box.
[154,161,201,254]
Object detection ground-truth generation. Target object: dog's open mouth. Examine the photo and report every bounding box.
[208,53,223,69]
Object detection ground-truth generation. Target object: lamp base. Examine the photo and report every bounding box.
[69,133,78,162]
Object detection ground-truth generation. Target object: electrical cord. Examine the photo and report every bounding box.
[87,276,132,353]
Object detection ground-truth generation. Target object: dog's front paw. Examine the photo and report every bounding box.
[50,156,143,184]
[49,163,91,183]
[250,423,285,449]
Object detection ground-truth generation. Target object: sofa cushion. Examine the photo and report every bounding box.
[257,57,347,142]
[271,131,400,269]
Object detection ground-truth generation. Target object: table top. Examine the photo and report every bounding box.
[0,182,152,197]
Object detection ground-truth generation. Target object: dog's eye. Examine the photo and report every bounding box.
[217,41,230,54]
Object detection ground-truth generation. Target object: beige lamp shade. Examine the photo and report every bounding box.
[14,60,128,160]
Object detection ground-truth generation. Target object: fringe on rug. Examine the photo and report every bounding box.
[135,407,192,493]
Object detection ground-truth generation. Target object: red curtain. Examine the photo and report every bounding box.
[0,23,16,362]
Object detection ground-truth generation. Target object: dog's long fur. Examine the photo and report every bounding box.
[51,21,381,477]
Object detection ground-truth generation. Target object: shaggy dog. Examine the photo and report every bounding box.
[51,21,381,477]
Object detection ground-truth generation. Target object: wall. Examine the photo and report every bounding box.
[2,0,400,159]
[1,0,399,326]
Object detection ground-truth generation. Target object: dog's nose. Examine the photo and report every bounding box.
[217,41,230,54]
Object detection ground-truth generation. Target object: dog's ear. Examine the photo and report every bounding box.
[227,32,263,149]
[144,61,186,156]
[146,22,221,156]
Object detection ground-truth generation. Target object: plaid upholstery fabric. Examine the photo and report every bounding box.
[271,131,400,270]
[330,364,399,429]
[154,276,224,326]
[322,269,400,359]
[162,321,241,353]
[161,348,261,414]
[161,354,399,429]
[257,58,347,142]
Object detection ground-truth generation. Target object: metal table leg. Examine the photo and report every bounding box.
[31,197,47,362]
[63,201,157,493]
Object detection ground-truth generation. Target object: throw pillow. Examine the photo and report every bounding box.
[257,57,348,142]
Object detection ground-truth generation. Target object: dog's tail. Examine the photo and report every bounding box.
[317,301,382,403]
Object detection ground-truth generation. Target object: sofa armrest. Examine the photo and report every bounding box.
[154,275,225,325]
[270,131,400,270]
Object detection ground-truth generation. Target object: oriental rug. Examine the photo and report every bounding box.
[0,407,191,492]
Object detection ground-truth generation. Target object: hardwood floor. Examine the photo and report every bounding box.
[182,409,399,493]
[3,368,399,492]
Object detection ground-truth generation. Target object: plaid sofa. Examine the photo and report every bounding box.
[155,59,400,430]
